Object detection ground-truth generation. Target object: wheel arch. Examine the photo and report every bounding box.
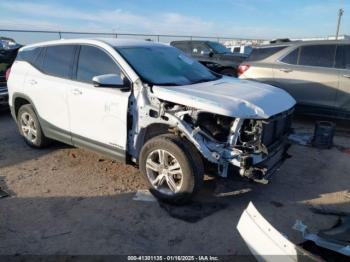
[12,93,38,120]
[134,123,173,160]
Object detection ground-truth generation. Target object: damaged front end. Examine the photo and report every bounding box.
[129,82,293,183]
[181,107,293,182]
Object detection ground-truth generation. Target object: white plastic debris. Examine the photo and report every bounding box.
[237,202,305,261]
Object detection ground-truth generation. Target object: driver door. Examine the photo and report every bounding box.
[67,45,130,160]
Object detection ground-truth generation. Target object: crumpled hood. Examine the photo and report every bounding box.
[152,77,296,119]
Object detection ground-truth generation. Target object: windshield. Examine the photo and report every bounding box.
[116,46,219,86]
[207,42,230,54]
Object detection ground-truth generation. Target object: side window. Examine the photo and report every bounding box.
[233,47,240,53]
[281,48,299,64]
[76,45,120,83]
[172,43,191,54]
[42,45,76,78]
[192,43,210,55]
[16,47,41,64]
[299,45,336,68]
[247,46,287,61]
[33,48,45,70]
[335,45,350,69]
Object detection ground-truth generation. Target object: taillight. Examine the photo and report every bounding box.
[5,67,11,82]
[237,64,250,76]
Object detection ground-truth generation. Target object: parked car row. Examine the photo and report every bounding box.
[7,38,295,203]
[238,40,350,119]
[4,36,350,203]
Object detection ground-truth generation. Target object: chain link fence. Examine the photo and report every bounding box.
[0,29,267,46]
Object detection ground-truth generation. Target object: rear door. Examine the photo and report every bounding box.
[335,44,350,113]
[67,45,130,159]
[24,44,76,140]
[273,44,338,109]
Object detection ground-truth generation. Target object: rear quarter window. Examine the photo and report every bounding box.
[247,46,287,61]
[16,47,41,64]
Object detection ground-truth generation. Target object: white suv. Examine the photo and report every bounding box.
[7,38,296,203]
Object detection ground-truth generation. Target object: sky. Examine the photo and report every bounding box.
[0,0,349,43]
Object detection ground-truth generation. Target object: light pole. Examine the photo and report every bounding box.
[335,8,344,40]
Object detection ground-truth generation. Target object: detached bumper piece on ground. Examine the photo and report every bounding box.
[294,217,350,258]
[237,202,349,261]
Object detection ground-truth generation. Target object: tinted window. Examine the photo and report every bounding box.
[42,45,76,78]
[247,46,286,61]
[16,47,40,64]
[335,45,350,69]
[299,45,336,68]
[207,42,230,54]
[172,42,191,54]
[281,48,299,64]
[192,43,210,55]
[233,47,240,53]
[33,48,45,70]
[77,45,120,83]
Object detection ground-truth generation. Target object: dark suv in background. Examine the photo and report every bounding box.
[239,40,350,119]
[171,40,247,76]
[0,37,21,106]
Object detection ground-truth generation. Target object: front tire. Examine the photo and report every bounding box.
[17,104,50,148]
[139,134,204,204]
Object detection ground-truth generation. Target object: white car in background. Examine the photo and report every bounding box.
[7,38,295,203]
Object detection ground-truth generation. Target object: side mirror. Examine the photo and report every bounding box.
[92,74,126,88]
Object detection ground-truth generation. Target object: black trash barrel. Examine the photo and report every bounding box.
[312,121,335,149]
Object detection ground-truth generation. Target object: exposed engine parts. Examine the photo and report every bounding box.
[129,84,293,182]
[238,120,268,155]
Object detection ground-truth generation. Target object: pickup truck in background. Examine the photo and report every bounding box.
[170,40,247,77]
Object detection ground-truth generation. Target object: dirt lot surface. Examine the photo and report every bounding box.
[0,109,349,255]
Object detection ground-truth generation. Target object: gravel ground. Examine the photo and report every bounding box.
[0,108,349,255]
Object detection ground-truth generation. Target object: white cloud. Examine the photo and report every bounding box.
[1,0,340,40]
[0,0,275,39]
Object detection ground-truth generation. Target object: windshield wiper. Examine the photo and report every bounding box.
[157,82,181,86]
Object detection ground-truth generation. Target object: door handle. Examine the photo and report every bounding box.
[29,79,37,85]
[72,88,82,95]
[279,68,293,73]
[343,74,350,79]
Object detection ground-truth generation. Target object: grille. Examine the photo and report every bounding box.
[261,109,293,148]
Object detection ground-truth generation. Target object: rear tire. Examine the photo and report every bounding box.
[139,134,204,204]
[17,104,50,148]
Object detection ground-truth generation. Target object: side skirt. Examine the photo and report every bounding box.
[40,117,126,163]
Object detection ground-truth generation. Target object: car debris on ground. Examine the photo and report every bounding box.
[293,218,350,257]
[237,202,350,260]
[237,202,317,261]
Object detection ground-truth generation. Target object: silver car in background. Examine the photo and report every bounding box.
[238,40,350,119]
